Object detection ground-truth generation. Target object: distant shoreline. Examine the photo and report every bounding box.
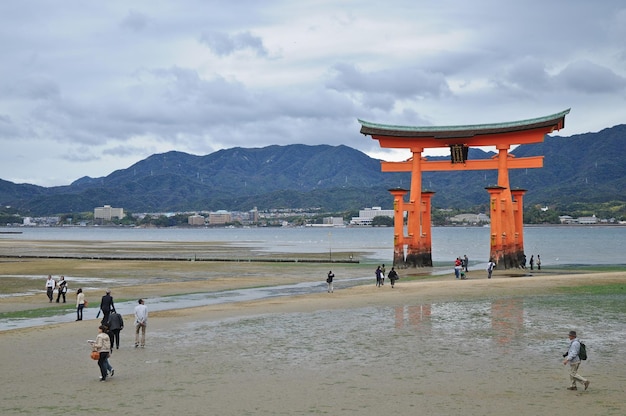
[2,222,625,230]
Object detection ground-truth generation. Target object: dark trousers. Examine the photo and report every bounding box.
[101,312,111,325]
[77,304,84,320]
[110,329,121,349]
[98,352,109,380]
[47,288,54,302]
[56,291,66,303]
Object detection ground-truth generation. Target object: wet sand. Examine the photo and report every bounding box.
[2,263,626,415]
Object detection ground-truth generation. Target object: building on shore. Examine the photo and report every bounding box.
[448,213,490,225]
[350,207,394,226]
[94,205,124,221]
[188,214,206,226]
[324,216,344,226]
[209,210,232,225]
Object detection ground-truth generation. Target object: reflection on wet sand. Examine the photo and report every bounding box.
[394,299,525,348]
[395,304,432,332]
[492,298,524,346]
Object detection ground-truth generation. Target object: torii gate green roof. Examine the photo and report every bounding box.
[359,109,570,139]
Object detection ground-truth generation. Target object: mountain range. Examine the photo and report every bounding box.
[1,124,625,216]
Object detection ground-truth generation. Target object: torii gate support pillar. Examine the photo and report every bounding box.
[389,187,434,268]
[389,188,408,267]
[486,186,527,269]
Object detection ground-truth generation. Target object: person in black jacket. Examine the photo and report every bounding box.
[107,310,124,349]
[387,267,399,288]
[56,276,68,303]
[326,271,335,293]
[99,289,115,325]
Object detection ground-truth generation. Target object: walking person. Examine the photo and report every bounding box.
[101,324,115,377]
[105,354,114,378]
[463,255,469,272]
[99,289,115,325]
[563,330,590,391]
[375,266,382,287]
[45,275,56,302]
[380,264,386,285]
[89,325,111,382]
[454,258,462,279]
[537,254,541,270]
[134,299,148,348]
[487,259,496,279]
[76,288,86,321]
[56,276,68,303]
[326,271,334,293]
[107,310,124,350]
[529,255,535,270]
[387,267,399,288]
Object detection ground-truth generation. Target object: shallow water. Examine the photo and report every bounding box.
[0,276,372,331]
[153,291,626,415]
[170,293,626,369]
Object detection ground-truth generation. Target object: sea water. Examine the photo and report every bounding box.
[3,225,626,266]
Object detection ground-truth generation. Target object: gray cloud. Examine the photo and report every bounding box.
[199,30,268,57]
[554,60,626,94]
[327,63,450,111]
[120,9,151,32]
[0,0,624,186]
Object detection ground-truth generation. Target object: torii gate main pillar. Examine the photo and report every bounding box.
[359,109,569,269]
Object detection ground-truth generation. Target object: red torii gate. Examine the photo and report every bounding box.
[359,109,570,269]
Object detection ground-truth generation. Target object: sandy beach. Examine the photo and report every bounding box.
[1,245,626,415]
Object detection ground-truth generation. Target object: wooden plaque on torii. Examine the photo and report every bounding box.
[358,109,570,269]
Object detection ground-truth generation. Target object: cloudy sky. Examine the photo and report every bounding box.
[1,1,625,187]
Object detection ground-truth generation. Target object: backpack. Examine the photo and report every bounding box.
[578,341,587,360]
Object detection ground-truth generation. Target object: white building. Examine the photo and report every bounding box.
[94,205,124,221]
[350,207,395,225]
[249,207,259,223]
[449,213,490,224]
[577,215,598,225]
[323,216,344,226]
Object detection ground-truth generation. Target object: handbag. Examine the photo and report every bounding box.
[91,350,100,360]
[83,300,88,307]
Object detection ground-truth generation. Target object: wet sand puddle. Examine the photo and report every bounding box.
[0,277,372,331]
[170,294,626,366]
[151,293,626,415]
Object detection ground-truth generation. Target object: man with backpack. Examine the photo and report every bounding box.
[562,330,590,391]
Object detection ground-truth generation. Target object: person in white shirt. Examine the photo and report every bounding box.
[76,288,86,321]
[45,275,56,302]
[134,299,148,348]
